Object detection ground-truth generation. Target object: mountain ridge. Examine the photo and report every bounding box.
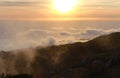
[0,32,120,78]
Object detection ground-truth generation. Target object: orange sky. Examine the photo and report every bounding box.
[0,0,120,20]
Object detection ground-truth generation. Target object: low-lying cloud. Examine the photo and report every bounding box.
[0,20,120,51]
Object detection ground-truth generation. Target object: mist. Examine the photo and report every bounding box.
[0,20,120,51]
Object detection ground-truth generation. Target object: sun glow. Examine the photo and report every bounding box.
[53,0,78,13]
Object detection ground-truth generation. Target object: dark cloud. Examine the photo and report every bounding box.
[0,0,50,8]
[0,0,41,7]
[81,30,105,36]
[78,29,106,40]
[47,38,56,46]
[60,32,71,36]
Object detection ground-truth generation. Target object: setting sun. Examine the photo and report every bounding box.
[53,0,78,13]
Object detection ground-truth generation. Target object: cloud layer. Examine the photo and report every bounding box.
[0,20,120,51]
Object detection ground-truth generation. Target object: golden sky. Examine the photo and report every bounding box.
[0,0,120,20]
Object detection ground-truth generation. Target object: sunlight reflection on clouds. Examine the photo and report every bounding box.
[0,20,120,50]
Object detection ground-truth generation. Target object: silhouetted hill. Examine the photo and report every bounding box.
[86,32,120,53]
[0,32,120,78]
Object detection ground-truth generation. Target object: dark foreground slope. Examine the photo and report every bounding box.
[0,32,120,78]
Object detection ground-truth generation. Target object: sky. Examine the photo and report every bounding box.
[0,0,120,20]
[0,0,120,51]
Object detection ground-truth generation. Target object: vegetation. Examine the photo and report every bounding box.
[0,32,120,78]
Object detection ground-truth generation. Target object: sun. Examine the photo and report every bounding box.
[53,0,78,13]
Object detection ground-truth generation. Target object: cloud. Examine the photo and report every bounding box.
[73,29,106,40]
[23,30,49,39]
[81,30,105,36]
[0,20,120,51]
[0,1,35,6]
[47,38,56,46]
[0,0,50,7]
[59,32,71,36]
[0,26,10,39]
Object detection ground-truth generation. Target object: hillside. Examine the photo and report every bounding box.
[0,32,120,78]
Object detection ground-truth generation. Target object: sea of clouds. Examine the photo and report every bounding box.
[0,20,120,51]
